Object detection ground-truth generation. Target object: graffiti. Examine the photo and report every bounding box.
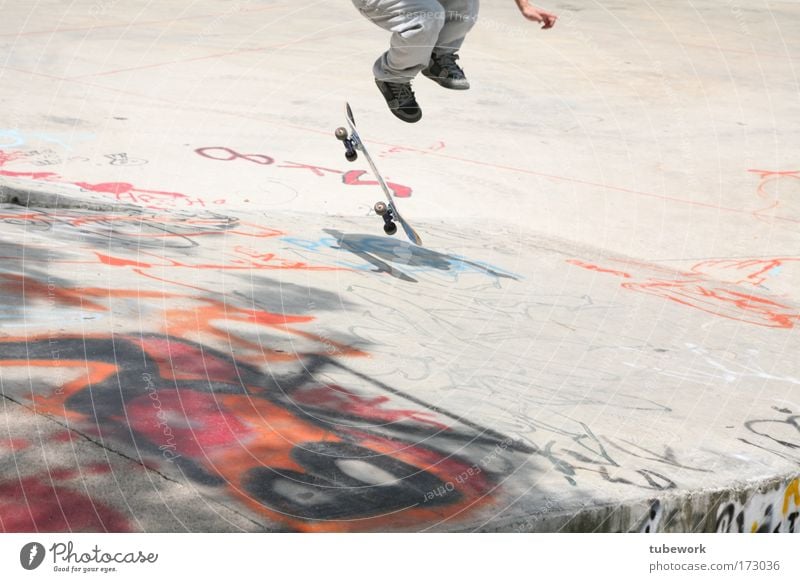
[739,406,800,462]
[0,149,145,168]
[748,169,800,221]
[195,147,274,165]
[0,210,343,291]
[0,472,131,533]
[0,209,281,248]
[0,271,531,531]
[74,181,225,209]
[0,152,224,210]
[378,141,445,158]
[715,478,800,533]
[522,420,681,491]
[634,500,673,533]
[194,146,414,198]
[566,259,631,278]
[104,153,148,166]
[567,257,800,329]
[341,170,412,198]
[0,129,94,151]
[0,434,129,533]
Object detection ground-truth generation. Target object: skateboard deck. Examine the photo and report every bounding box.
[335,102,423,246]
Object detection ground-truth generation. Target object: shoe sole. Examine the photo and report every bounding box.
[390,110,422,123]
[421,70,470,90]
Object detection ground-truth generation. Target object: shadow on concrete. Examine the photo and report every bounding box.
[323,228,519,283]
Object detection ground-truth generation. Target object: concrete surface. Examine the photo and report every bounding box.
[0,0,798,532]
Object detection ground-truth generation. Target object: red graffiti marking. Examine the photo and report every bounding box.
[73,182,225,209]
[379,141,445,158]
[342,169,412,198]
[136,338,250,382]
[568,257,800,329]
[0,154,226,209]
[0,438,30,451]
[0,274,105,311]
[0,168,59,181]
[50,431,76,443]
[95,248,338,273]
[748,169,800,221]
[566,259,632,278]
[689,258,789,287]
[194,146,415,197]
[126,390,255,456]
[95,254,148,268]
[0,476,131,532]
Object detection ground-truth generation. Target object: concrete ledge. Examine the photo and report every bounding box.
[496,474,800,533]
[0,177,142,213]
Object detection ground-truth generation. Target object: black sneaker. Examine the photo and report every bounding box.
[375,78,422,123]
[422,52,470,90]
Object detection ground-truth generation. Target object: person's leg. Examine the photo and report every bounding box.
[352,0,446,122]
[421,0,478,89]
[433,0,479,56]
[351,0,446,81]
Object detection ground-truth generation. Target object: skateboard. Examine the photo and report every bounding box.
[335,102,423,246]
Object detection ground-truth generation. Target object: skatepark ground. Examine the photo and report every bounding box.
[0,0,798,533]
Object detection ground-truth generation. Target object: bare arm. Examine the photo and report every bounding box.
[515,0,558,28]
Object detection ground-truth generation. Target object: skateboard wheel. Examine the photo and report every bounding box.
[374,201,388,216]
[345,150,357,162]
[384,222,397,236]
[335,127,348,140]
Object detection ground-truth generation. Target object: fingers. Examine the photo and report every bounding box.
[540,13,557,29]
[522,8,558,29]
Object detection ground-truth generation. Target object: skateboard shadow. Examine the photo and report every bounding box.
[323,229,518,283]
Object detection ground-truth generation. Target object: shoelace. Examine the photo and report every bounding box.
[435,53,464,78]
[389,82,416,105]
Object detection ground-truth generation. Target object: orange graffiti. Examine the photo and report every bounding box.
[783,479,800,516]
[568,257,800,329]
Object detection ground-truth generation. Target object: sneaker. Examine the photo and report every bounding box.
[375,78,422,123]
[422,52,470,90]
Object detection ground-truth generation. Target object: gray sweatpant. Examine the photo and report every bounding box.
[351,0,480,81]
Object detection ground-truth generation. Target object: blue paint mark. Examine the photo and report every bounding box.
[0,129,95,151]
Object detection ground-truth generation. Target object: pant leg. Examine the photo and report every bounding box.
[432,0,479,55]
[352,0,446,81]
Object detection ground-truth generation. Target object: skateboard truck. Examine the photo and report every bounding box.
[335,127,358,162]
[373,201,397,235]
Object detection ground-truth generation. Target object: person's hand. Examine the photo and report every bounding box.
[517,3,558,29]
